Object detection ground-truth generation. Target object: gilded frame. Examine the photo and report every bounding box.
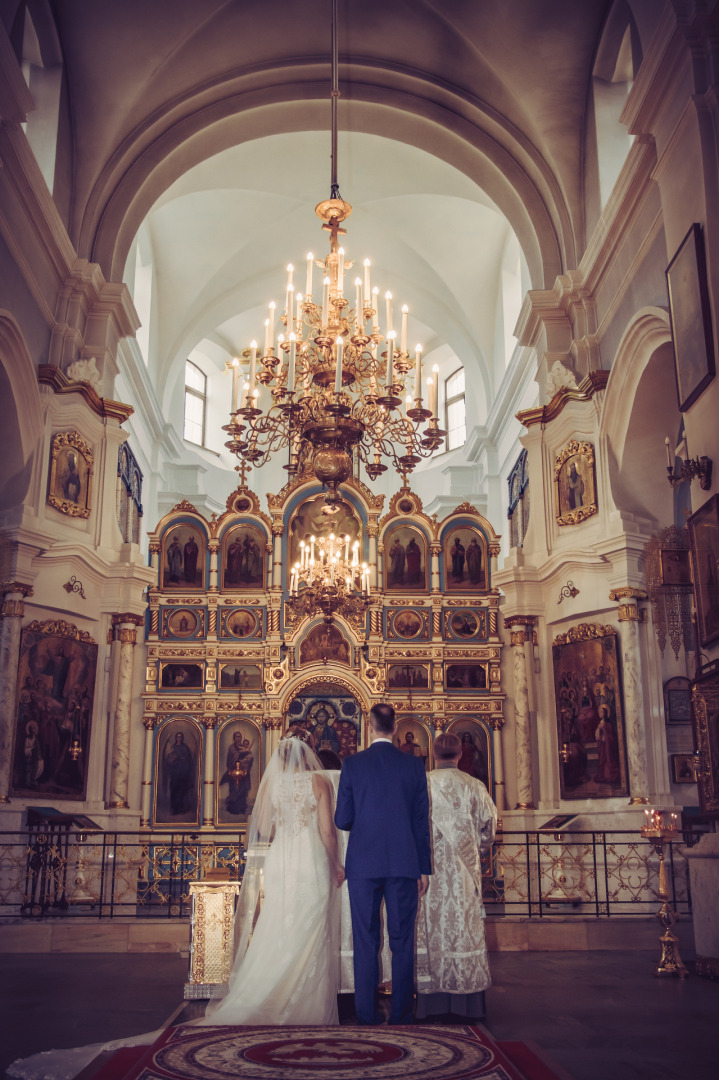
[387,663,430,689]
[394,716,432,771]
[153,717,202,827]
[215,716,262,826]
[687,493,719,647]
[384,524,429,592]
[692,667,719,815]
[221,524,267,590]
[47,431,93,518]
[554,440,597,527]
[666,222,716,412]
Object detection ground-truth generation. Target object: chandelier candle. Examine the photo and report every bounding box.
[306,252,314,298]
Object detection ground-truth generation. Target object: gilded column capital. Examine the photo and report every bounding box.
[489,715,505,732]
[2,597,27,617]
[608,587,647,603]
[509,629,529,646]
[264,717,284,731]
[112,612,145,626]
[367,524,379,538]
[271,522,284,537]
[504,615,536,629]
[1,581,34,599]
[617,603,643,623]
[118,627,138,645]
[429,543,442,557]
[149,542,161,555]
[201,716,219,730]
[142,715,158,730]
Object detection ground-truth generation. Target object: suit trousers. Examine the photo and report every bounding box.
[347,876,418,1025]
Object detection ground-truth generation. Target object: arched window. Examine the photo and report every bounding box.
[19,2,63,194]
[592,3,642,210]
[184,361,207,446]
[445,368,466,451]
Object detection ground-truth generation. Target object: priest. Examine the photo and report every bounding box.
[416,731,497,1020]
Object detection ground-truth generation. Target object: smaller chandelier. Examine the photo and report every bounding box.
[287,532,371,625]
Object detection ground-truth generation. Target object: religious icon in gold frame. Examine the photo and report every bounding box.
[47,431,93,518]
[554,440,597,527]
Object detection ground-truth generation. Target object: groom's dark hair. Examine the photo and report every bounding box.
[370,703,396,734]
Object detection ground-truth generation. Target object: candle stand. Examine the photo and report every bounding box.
[641,813,688,979]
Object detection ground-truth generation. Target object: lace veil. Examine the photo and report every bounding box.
[230,731,325,967]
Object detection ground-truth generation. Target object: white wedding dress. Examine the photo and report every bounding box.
[202,769,341,1025]
[7,747,342,1079]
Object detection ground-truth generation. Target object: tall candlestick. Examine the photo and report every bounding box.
[386,331,395,389]
[322,277,330,329]
[427,374,437,418]
[306,252,314,298]
[354,278,363,334]
[240,379,249,410]
[364,259,371,306]
[415,345,423,398]
[231,356,240,412]
[263,318,270,358]
[286,282,294,333]
[338,247,345,294]
[400,304,408,355]
[385,291,393,337]
[344,534,350,561]
[268,301,276,354]
[665,436,672,468]
[335,337,343,394]
[249,341,257,394]
[431,363,439,416]
[296,293,303,336]
[288,332,296,392]
[372,287,380,330]
[286,263,294,289]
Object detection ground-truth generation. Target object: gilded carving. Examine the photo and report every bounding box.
[2,599,25,617]
[608,587,648,602]
[142,715,158,730]
[25,619,95,643]
[554,439,598,527]
[552,622,615,645]
[118,627,137,645]
[617,604,642,623]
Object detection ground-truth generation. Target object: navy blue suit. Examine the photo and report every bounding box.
[335,739,431,1024]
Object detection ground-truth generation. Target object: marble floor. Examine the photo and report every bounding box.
[1,950,717,1080]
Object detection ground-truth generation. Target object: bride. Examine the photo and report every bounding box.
[7,732,345,1079]
[201,728,344,1026]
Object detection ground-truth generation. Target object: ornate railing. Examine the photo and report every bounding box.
[0,829,691,920]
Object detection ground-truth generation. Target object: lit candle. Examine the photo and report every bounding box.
[400,304,408,355]
[338,247,345,294]
[322,276,331,329]
[344,534,350,561]
[240,379,249,410]
[286,263,294,289]
[372,286,380,330]
[386,331,395,389]
[290,567,296,594]
[263,318,270,358]
[335,337,343,394]
[352,538,359,566]
[306,252,314,298]
[288,332,296,392]
[385,291,393,337]
[363,259,371,306]
[427,373,437,418]
[415,345,423,398]
[665,436,672,468]
[355,277,363,334]
[231,356,240,412]
[249,341,257,394]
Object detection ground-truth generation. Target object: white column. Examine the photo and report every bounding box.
[140,716,156,827]
[368,526,378,590]
[107,615,142,809]
[609,588,650,804]
[0,583,33,801]
[272,526,283,590]
[209,541,219,592]
[202,718,217,827]
[506,617,536,810]
[430,543,441,593]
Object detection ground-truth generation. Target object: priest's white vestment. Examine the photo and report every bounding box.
[416,766,497,1006]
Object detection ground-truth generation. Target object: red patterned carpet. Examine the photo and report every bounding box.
[90,1023,564,1080]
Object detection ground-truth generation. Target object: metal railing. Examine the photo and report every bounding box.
[0,828,692,920]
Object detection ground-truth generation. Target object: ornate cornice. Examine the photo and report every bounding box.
[38,365,133,423]
[0,581,33,599]
[552,622,615,646]
[516,370,609,428]
[26,618,95,643]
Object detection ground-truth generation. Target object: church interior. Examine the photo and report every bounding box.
[1,0,719,1077]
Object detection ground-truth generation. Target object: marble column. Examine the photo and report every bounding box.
[107,614,144,809]
[489,715,506,814]
[609,588,650,805]
[202,717,217,827]
[272,524,283,590]
[505,616,536,810]
[0,583,33,802]
[140,715,157,827]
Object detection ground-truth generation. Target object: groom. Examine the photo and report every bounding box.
[335,702,431,1025]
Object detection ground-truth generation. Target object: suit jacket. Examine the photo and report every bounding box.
[335,740,432,879]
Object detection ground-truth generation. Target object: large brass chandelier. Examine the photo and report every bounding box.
[224,3,445,505]
[288,532,371,625]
